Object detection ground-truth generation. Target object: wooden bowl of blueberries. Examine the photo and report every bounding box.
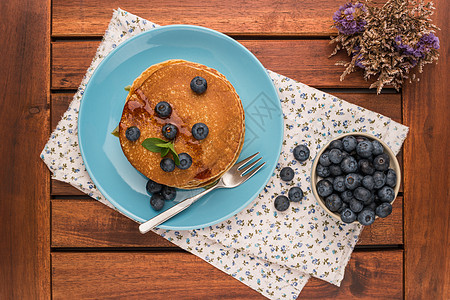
[311,132,401,225]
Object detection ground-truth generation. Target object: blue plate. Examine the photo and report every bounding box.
[78,25,283,230]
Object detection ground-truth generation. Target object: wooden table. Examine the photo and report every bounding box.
[1,0,448,299]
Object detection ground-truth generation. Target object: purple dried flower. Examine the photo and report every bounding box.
[333,2,367,35]
[395,33,440,59]
[418,32,440,51]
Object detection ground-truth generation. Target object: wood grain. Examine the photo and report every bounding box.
[52,0,387,37]
[51,40,384,89]
[403,0,449,298]
[52,250,403,299]
[300,250,403,299]
[0,0,50,298]
[51,198,402,248]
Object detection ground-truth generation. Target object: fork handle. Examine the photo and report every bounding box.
[139,185,218,234]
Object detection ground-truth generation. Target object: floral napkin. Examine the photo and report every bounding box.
[41,9,408,300]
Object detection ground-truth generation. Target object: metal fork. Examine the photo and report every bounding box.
[139,152,265,234]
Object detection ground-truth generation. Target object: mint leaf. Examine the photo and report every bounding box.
[166,142,180,165]
[124,85,131,91]
[170,149,180,166]
[142,138,167,152]
[160,147,170,157]
[142,138,180,165]
[155,143,171,149]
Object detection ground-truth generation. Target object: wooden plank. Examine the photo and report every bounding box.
[52,0,387,37]
[301,250,403,299]
[51,199,173,248]
[51,41,98,90]
[403,0,449,299]
[52,250,403,299]
[0,0,51,298]
[51,40,383,89]
[51,198,402,248]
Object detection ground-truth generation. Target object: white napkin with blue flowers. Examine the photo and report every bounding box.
[41,9,408,300]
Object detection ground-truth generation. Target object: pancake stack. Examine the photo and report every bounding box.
[119,59,245,189]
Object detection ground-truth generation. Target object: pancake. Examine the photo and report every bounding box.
[119,60,245,189]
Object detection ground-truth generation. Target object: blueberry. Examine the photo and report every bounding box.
[146,179,162,194]
[356,140,374,158]
[340,190,353,203]
[373,171,386,189]
[359,159,375,175]
[345,173,361,190]
[125,126,140,141]
[293,145,310,162]
[160,158,175,172]
[362,192,375,206]
[162,123,178,140]
[374,195,383,206]
[378,186,395,202]
[329,149,344,164]
[274,195,290,211]
[373,153,390,171]
[190,76,207,94]
[192,123,209,140]
[177,153,193,170]
[386,169,397,187]
[316,164,330,178]
[333,176,346,192]
[288,187,303,202]
[341,156,358,173]
[329,140,344,150]
[280,167,295,181]
[342,136,357,152]
[349,198,364,213]
[338,202,349,214]
[155,101,172,118]
[372,140,384,155]
[161,186,176,201]
[362,175,375,190]
[358,209,375,225]
[354,187,371,202]
[319,151,332,167]
[329,164,343,177]
[150,193,165,211]
[340,208,357,223]
[376,202,393,218]
[325,194,342,212]
[316,179,333,197]
[365,202,377,211]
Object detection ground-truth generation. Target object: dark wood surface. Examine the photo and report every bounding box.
[0,0,51,298]
[51,197,403,248]
[402,2,449,299]
[52,40,378,89]
[52,251,403,299]
[2,0,448,299]
[51,0,387,37]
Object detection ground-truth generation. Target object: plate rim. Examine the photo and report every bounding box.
[78,24,283,229]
